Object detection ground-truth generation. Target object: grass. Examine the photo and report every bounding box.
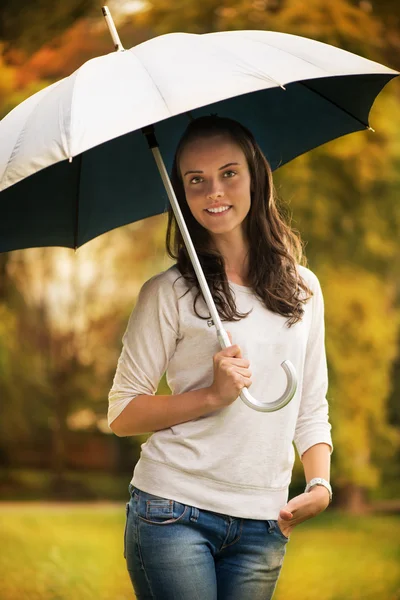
[0,502,130,600]
[0,504,399,600]
[275,510,400,600]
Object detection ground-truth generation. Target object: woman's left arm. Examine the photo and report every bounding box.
[278,272,334,538]
[278,443,332,537]
[302,441,331,485]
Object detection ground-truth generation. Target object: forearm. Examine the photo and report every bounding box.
[301,442,331,482]
[110,387,217,437]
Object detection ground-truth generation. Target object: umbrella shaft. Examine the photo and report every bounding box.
[150,146,230,348]
[102,6,125,52]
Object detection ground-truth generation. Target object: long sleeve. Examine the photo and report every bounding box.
[107,272,181,428]
[293,272,334,460]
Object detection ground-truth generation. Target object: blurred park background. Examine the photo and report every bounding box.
[0,0,400,599]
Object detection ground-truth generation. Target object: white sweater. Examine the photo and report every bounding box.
[108,264,333,520]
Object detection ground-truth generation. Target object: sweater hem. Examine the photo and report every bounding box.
[131,457,290,520]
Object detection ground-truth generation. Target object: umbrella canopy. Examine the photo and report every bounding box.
[0,30,398,253]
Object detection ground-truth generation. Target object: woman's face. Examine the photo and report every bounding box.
[179,134,252,238]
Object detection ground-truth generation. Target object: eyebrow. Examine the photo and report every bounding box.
[183,162,240,177]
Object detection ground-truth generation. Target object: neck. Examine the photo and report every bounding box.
[211,231,250,283]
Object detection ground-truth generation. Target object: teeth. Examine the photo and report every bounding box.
[206,206,231,213]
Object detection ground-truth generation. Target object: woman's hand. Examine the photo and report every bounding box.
[277,486,331,539]
[208,331,252,409]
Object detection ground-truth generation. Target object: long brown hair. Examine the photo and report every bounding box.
[166,116,312,327]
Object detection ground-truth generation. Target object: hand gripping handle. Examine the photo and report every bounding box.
[217,328,297,412]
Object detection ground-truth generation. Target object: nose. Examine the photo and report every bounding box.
[206,179,224,200]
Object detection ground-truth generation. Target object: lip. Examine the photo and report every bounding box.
[204,205,232,216]
[204,204,231,210]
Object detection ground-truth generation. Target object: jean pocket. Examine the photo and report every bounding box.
[136,489,188,525]
[271,519,290,542]
[123,502,130,559]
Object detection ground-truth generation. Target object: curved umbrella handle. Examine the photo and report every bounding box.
[217,328,297,413]
[240,361,297,412]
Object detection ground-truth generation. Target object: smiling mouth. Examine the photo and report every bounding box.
[204,206,232,215]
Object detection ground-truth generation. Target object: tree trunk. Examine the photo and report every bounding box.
[49,380,70,498]
[334,484,369,514]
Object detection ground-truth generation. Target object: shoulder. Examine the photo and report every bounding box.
[296,264,322,294]
[139,264,185,298]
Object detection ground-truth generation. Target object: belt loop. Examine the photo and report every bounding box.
[190,506,200,523]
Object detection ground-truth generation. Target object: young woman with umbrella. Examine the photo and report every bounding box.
[0,10,395,597]
[108,115,333,599]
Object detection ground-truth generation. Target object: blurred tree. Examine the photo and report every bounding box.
[0,0,98,53]
[137,0,383,57]
[0,47,16,113]
[320,265,400,512]
[0,294,51,470]
[12,20,109,87]
[366,0,400,69]
[0,216,172,494]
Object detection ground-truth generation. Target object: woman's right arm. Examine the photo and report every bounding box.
[108,272,252,436]
[111,328,252,436]
[109,275,252,439]
[110,387,217,436]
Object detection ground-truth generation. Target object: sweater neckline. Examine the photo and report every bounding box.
[170,265,253,294]
[228,280,253,294]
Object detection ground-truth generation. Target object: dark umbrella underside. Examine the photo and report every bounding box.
[0,73,395,253]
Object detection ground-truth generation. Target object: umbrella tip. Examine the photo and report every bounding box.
[102,5,125,52]
[368,126,375,133]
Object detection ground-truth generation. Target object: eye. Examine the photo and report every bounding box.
[223,170,236,178]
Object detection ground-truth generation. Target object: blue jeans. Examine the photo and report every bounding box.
[124,484,289,599]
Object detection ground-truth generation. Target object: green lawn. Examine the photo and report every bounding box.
[0,503,399,600]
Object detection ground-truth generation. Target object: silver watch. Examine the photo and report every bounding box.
[305,477,332,503]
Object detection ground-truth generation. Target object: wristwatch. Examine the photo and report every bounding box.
[305,477,332,503]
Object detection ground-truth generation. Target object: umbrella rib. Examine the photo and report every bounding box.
[205,35,286,89]
[222,32,339,77]
[129,49,172,115]
[299,80,370,129]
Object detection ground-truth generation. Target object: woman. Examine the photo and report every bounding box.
[108,116,334,600]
